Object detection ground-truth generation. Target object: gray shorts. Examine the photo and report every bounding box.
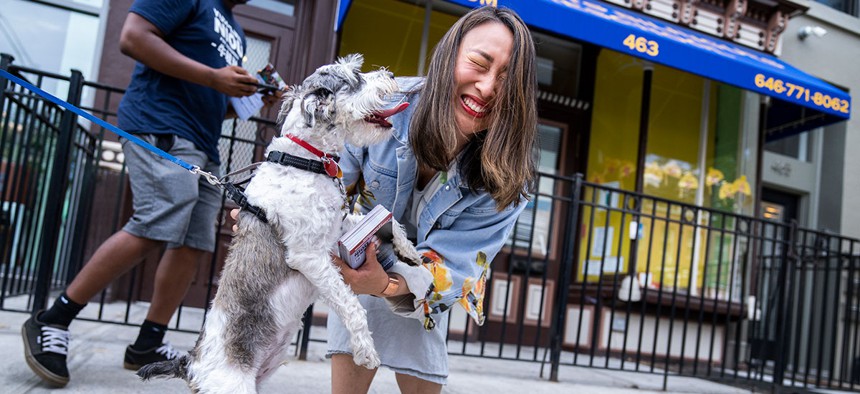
[120,134,221,252]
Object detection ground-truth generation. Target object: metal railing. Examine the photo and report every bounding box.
[480,175,860,392]
[2,56,860,392]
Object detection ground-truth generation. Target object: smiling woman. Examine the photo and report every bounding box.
[452,22,513,140]
[327,6,537,394]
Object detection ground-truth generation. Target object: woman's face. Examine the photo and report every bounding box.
[452,21,514,138]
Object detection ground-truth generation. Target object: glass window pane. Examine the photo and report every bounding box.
[73,0,103,8]
[533,31,581,99]
[765,132,810,162]
[338,0,459,75]
[0,0,99,97]
[507,123,562,257]
[250,0,296,17]
[813,0,854,14]
[586,49,642,191]
[220,36,273,173]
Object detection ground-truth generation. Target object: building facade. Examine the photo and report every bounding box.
[334,0,852,356]
[1,0,857,385]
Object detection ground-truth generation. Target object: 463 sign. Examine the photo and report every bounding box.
[623,34,659,57]
[755,73,849,114]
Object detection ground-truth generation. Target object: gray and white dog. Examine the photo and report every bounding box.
[137,54,420,393]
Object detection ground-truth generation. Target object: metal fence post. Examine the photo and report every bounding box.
[31,69,84,314]
[298,304,314,360]
[548,173,583,381]
[64,116,100,285]
[0,54,13,116]
[772,220,798,388]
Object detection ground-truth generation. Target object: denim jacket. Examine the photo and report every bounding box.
[340,77,526,330]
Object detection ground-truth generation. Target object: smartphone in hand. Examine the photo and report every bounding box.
[253,82,279,94]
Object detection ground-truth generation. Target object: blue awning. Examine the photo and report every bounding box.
[337,0,850,122]
[335,0,352,32]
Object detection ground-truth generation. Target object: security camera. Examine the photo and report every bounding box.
[798,25,828,40]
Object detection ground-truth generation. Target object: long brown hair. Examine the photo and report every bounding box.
[409,6,537,210]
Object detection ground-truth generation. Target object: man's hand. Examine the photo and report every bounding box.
[209,66,258,97]
[261,89,285,109]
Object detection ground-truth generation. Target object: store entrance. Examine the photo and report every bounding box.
[761,188,800,224]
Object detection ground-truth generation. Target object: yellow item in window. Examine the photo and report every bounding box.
[718,182,737,200]
[706,168,725,186]
[662,160,683,178]
[734,176,752,196]
[678,171,699,191]
[644,161,664,187]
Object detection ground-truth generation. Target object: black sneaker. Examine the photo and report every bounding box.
[123,342,181,371]
[21,312,71,387]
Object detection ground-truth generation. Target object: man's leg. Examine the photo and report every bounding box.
[65,231,162,304]
[22,230,161,387]
[124,136,217,370]
[122,246,203,370]
[145,245,203,324]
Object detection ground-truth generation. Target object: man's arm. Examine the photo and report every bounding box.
[119,12,257,98]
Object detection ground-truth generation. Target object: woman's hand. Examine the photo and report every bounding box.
[231,209,396,296]
[332,240,391,296]
[230,208,240,232]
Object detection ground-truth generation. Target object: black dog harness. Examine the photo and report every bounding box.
[266,150,340,176]
[225,149,342,224]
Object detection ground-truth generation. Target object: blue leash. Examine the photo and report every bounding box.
[0,68,219,184]
[0,70,223,186]
[0,68,272,222]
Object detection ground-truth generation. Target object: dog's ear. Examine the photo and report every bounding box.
[301,87,335,128]
[276,86,296,125]
[337,54,364,72]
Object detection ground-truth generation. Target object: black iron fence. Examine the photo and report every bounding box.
[491,174,860,392]
[2,56,860,392]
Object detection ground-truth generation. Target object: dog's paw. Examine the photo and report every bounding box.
[394,245,423,267]
[353,348,381,370]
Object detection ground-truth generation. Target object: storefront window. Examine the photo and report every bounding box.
[338,0,458,75]
[581,49,757,301]
[643,65,753,214]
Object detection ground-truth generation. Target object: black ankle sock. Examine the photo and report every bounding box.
[132,320,168,351]
[39,291,86,327]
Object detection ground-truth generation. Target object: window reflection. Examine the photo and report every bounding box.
[813,0,856,15]
[251,0,296,16]
[0,0,99,101]
[507,123,562,257]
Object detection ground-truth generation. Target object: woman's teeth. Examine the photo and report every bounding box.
[463,96,486,114]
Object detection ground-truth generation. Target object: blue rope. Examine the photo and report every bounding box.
[0,69,198,173]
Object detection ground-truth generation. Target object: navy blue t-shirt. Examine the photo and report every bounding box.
[117,0,246,164]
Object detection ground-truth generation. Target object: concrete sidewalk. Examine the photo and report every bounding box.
[0,304,759,394]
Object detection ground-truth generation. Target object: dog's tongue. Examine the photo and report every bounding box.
[373,102,409,119]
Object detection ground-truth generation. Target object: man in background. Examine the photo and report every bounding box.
[21,0,279,387]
